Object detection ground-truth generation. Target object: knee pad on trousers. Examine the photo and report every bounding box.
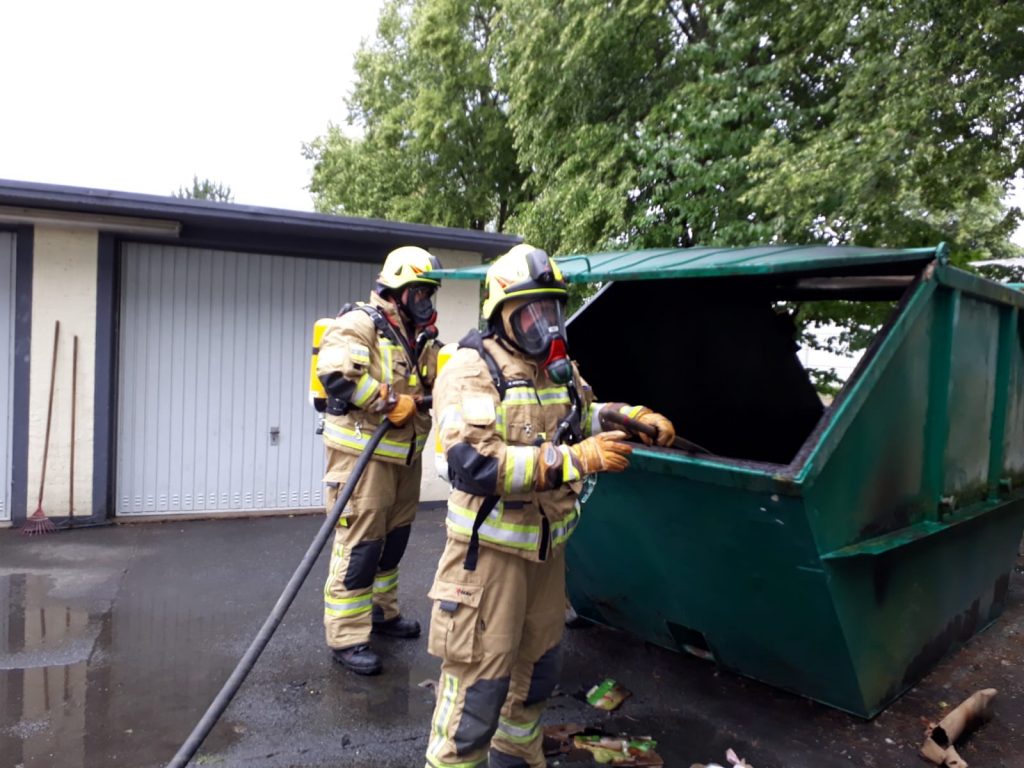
[343,538,384,590]
[524,643,563,706]
[488,748,531,768]
[378,525,411,571]
[453,677,510,755]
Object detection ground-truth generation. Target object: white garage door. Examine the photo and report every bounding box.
[116,244,379,516]
[0,232,14,522]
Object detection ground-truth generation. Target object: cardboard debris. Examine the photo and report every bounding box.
[919,688,997,768]
[542,725,663,766]
[586,678,632,711]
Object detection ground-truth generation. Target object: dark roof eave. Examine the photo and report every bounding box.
[0,179,520,257]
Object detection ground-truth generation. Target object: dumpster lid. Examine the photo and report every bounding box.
[434,244,942,282]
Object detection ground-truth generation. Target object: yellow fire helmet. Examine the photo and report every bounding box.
[481,243,568,320]
[376,246,443,292]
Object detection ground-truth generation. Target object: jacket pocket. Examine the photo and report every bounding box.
[427,579,483,663]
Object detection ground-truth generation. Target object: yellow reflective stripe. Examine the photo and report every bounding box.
[536,386,570,405]
[620,404,645,419]
[503,446,536,494]
[409,372,419,386]
[496,716,539,744]
[352,372,380,408]
[588,402,606,436]
[495,405,507,440]
[380,340,395,385]
[552,502,581,545]
[503,386,539,405]
[322,422,418,459]
[350,343,370,366]
[374,569,399,594]
[324,593,373,617]
[559,445,581,484]
[428,674,465,765]
[446,502,540,549]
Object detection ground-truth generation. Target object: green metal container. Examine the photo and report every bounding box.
[438,244,1024,717]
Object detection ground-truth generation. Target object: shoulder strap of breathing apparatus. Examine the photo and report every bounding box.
[339,302,418,372]
[455,328,583,571]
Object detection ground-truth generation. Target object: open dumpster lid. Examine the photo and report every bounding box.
[433,244,942,282]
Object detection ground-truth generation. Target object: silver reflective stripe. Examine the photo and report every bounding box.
[324,593,373,617]
[446,503,540,549]
[551,502,581,545]
[323,422,414,460]
[352,372,379,408]
[428,674,460,762]
[496,716,539,743]
[503,386,538,405]
[374,569,399,593]
[504,445,534,494]
[536,387,570,405]
[589,402,607,436]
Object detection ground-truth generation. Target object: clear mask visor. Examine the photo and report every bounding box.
[510,298,567,358]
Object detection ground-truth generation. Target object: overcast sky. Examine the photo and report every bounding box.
[0,0,385,211]
[1,0,1020,245]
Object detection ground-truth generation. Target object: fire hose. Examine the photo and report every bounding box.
[167,415,400,767]
[601,408,715,456]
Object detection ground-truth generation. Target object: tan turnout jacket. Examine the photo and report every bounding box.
[434,335,616,563]
[317,292,439,464]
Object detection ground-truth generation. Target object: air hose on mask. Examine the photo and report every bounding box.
[167,407,417,767]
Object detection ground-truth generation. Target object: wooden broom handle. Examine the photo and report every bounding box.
[38,320,60,507]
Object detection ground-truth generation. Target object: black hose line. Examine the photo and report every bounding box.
[167,419,393,768]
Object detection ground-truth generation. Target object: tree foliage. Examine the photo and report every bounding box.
[173,175,234,202]
[304,0,525,230]
[308,0,1024,370]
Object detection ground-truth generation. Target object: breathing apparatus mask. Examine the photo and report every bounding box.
[504,297,572,384]
[398,284,438,328]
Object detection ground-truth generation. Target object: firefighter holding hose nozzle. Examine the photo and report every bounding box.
[424,244,675,768]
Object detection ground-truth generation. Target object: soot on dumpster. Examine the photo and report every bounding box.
[567,276,896,465]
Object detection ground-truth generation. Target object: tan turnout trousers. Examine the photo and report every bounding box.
[425,538,566,768]
[323,447,422,649]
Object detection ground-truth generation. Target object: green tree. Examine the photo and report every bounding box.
[310,0,1024,374]
[305,0,525,231]
[173,175,234,202]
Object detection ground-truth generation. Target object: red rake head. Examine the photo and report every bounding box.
[22,508,58,535]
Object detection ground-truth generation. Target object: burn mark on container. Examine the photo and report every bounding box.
[901,598,982,688]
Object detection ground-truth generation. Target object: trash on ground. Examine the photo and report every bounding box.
[689,748,755,768]
[919,688,998,768]
[586,678,632,711]
[573,733,662,765]
[542,725,663,765]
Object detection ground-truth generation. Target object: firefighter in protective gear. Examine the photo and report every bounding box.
[318,245,443,675]
[424,244,675,768]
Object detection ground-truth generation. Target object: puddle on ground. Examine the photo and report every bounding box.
[0,571,241,767]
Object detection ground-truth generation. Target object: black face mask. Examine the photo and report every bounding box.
[401,285,438,327]
[507,298,572,383]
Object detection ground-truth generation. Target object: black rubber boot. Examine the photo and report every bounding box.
[331,644,382,675]
[371,610,421,639]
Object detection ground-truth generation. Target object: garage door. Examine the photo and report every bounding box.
[0,232,14,522]
[116,244,379,516]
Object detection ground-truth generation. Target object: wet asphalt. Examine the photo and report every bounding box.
[2,508,1023,768]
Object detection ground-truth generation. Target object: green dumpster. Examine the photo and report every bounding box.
[438,244,1024,718]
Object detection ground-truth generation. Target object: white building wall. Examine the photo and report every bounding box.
[28,226,97,520]
[421,248,484,502]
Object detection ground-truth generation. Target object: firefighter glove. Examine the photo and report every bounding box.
[568,430,632,474]
[375,383,417,427]
[636,408,676,447]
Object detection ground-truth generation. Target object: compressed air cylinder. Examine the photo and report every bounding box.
[309,318,333,412]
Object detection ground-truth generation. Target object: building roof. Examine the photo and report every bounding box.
[0,179,520,261]
[435,244,943,282]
